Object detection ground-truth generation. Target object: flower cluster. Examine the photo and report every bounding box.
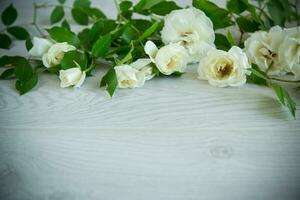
[0,0,298,118]
[117,8,250,89]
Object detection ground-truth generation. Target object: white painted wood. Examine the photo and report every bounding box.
[1,0,300,200]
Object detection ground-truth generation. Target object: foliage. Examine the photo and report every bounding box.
[0,0,299,118]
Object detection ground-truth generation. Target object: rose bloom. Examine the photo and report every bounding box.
[278,27,300,78]
[145,41,188,75]
[244,26,287,76]
[28,37,54,58]
[59,68,86,88]
[42,42,76,68]
[115,59,154,88]
[198,46,250,87]
[161,8,215,61]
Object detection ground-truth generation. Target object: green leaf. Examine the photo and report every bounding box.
[138,21,160,41]
[60,50,88,70]
[0,33,11,49]
[47,26,80,47]
[0,68,14,79]
[50,6,64,24]
[236,16,260,33]
[7,26,29,40]
[61,19,71,30]
[121,25,139,44]
[58,0,66,4]
[120,1,133,12]
[0,55,14,67]
[214,33,231,51]
[100,67,118,97]
[226,30,236,46]
[247,64,269,86]
[150,1,181,15]
[25,37,33,51]
[271,83,296,118]
[73,0,90,8]
[88,8,106,19]
[118,43,134,65]
[1,4,17,26]
[71,8,89,25]
[14,57,33,81]
[92,34,111,58]
[267,0,288,26]
[134,0,165,14]
[131,19,152,32]
[11,57,38,95]
[227,0,248,14]
[15,74,38,95]
[193,0,232,29]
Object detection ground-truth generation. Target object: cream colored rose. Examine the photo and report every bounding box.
[145,41,188,75]
[161,8,215,60]
[28,37,53,58]
[278,27,300,77]
[59,68,86,88]
[115,58,154,88]
[198,46,250,87]
[244,26,286,76]
[42,42,76,68]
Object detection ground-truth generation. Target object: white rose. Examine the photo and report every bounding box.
[59,68,86,88]
[244,26,286,76]
[42,42,76,68]
[198,46,250,87]
[28,37,53,58]
[115,58,154,88]
[278,27,300,77]
[161,7,215,61]
[145,41,188,75]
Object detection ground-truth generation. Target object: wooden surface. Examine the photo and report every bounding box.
[1,0,300,200]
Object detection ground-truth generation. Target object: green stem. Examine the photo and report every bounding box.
[270,77,300,83]
[32,3,45,37]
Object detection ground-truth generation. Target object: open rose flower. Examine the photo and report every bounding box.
[278,27,300,77]
[145,41,188,75]
[198,46,250,87]
[42,42,76,68]
[115,59,154,88]
[28,37,53,58]
[161,7,215,61]
[244,26,286,76]
[59,67,86,88]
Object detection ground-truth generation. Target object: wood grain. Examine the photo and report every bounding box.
[1,0,300,199]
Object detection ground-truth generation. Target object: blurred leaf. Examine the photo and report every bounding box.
[214,33,231,51]
[193,0,232,29]
[73,0,90,8]
[50,6,64,24]
[92,34,111,58]
[25,37,33,51]
[58,0,66,4]
[1,4,17,26]
[100,67,117,97]
[7,26,29,40]
[71,8,89,25]
[0,68,14,79]
[120,1,133,12]
[138,20,160,41]
[150,1,181,15]
[60,50,88,70]
[61,19,71,30]
[227,0,248,14]
[272,83,296,118]
[47,26,80,47]
[0,34,11,49]
[121,25,139,44]
[236,16,260,32]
